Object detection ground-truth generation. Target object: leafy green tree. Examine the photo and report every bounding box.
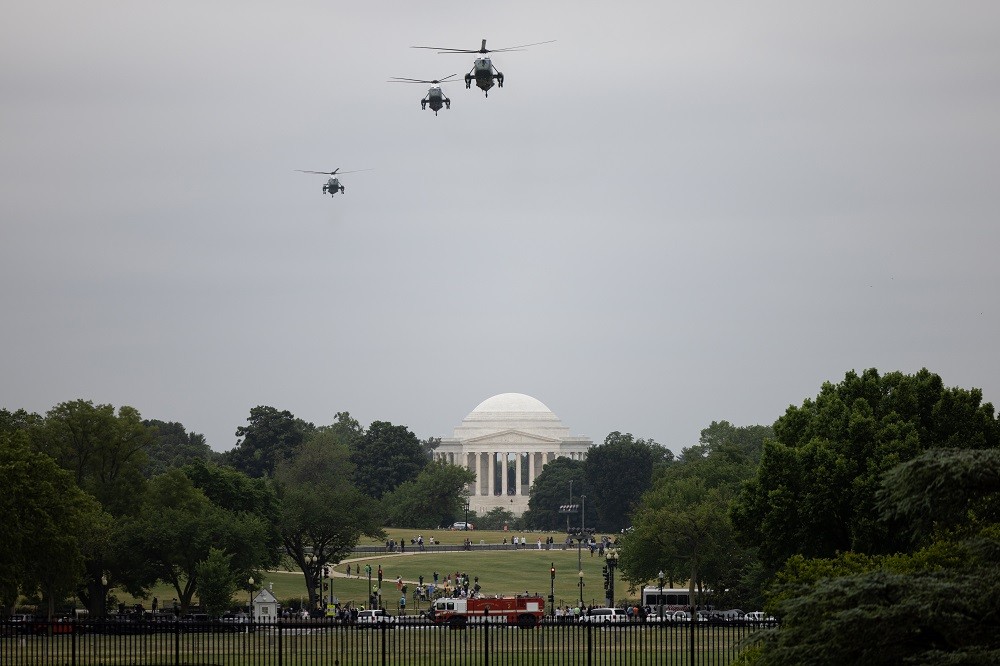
[1,432,106,619]
[351,421,426,499]
[732,369,1000,570]
[877,447,1000,544]
[227,406,314,478]
[195,548,238,618]
[584,432,674,531]
[381,460,475,528]
[127,468,276,612]
[620,478,737,607]
[35,400,154,615]
[143,420,216,477]
[39,400,153,516]
[275,432,385,610]
[476,507,518,531]
[522,457,585,531]
[747,449,1000,665]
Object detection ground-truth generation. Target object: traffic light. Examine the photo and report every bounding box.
[550,566,556,581]
[323,582,329,591]
[322,566,329,578]
[377,566,383,584]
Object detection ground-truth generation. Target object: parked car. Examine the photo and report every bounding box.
[356,609,395,626]
[450,522,475,530]
[581,608,627,624]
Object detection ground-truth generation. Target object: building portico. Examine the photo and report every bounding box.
[434,393,592,516]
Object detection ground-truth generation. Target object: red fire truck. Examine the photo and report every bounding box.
[428,595,545,628]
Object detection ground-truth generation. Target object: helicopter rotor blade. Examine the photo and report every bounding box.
[488,39,556,52]
[296,169,340,175]
[389,73,460,84]
[331,168,374,175]
[411,45,479,54]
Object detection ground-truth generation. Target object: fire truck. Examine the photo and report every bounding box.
[428,595,545,628]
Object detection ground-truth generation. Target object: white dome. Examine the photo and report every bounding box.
[453,392,569,440]
[471,393,552,414]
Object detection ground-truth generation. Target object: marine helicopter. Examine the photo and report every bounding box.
[388,74,459,115]
[411,39,554,97]
[295,168,372,196]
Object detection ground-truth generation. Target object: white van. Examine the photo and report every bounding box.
[581,608,627,624]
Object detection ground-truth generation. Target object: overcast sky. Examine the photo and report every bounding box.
[3,1,998,455]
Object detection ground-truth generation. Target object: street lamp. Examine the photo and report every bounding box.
[100,575,108,618]
[658,570,665,619]
[578,570,584,605]
[464,498,470,530]
[605,549,619,607]
[248,577,254,619]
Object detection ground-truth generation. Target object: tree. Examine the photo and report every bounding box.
[274,432,385,610]
[381,460,475,528]
[351,421,426,499]
[620,478,738,608]
[195,548,238,618]
[477,507,518,531]
[584,432,674,531]
[127,468,276,613]
[876,447,1000,544]
[36,400,154,615]
[751,450,1000,665]
[0,432,105,619]
[143,420,216,477]
[732,369,1000,570]
[522,457,586,531]
[227,406,314,478]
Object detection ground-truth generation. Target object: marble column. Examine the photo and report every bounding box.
[500,452,508,496]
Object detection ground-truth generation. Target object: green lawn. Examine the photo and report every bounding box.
[118,529,630,612]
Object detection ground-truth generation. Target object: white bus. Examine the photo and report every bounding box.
[641,586,709,610]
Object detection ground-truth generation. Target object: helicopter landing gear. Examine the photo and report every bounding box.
[497,73,504,87]
[465,73,472,89]
[421,100,427,110]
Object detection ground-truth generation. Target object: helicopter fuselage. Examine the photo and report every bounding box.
[422,85,450,115]
[465,56,503,95]
[322,177,345,195]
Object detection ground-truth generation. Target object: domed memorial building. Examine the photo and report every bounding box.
[434,393,592,515]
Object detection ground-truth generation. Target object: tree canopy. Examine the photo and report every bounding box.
[275,431,385,609]
[732,368,1000,569]
[522,457,586,531]
[350,420,427,499]
[380,459,475,528]
[227,406,314,478]
[584,432,674,532]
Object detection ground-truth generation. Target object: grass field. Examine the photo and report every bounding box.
[117,530,633,612]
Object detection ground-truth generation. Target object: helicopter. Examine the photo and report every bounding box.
[295,168,371,196]
[388,74,459,115]
[411,39,554,97]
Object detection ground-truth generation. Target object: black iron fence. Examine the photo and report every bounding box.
[1,617,772,665]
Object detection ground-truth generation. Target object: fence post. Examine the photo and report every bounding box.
[71,619,77,666]
[484,620,491,666]
[278,620,283,666]
[381,620,388,666]
[174,617,181,666]
[586,620,593,666]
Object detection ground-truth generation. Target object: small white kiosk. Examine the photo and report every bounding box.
[252,588,278,621]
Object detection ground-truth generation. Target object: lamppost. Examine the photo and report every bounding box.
[578,570,585,606]
[549,563,556,617]
[658,570,665,619]
[464,498,470,530]
[248,577,254,619]
[604,549,619,607]
[100,575,108,618]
